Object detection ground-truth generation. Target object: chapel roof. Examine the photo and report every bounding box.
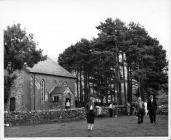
[50,87,68,95]
[27,57,75,78]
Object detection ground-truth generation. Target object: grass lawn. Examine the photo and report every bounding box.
[4,115,168,137]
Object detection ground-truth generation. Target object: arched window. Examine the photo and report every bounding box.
[40,79,45,102]
[30,75,34,87]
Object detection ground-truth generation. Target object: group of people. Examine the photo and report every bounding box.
[136,95,157,124]
[84,94,158,131]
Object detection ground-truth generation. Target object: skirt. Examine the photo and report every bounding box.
[86,110,95,124]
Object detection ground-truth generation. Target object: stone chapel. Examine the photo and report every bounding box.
[6,58,76,112]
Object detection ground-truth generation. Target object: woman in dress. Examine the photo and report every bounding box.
[144,99,148,116]
[85,97,96,131]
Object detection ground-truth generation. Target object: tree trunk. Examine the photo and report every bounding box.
[119,71,122,105]
[140,77,144,100]
[92,82,95,96]
[138,63,141,98]
[130,67,133,115]
[116,52,122,105]
[87,73,91,99]
[140,58,145,100]
[106,94,108,105]
[100,96,103,105]
[117,85,119,105]
[79,69,83,104]
[76,70,79,101]
[122,52,127,106]
[84,70,87,103]
[127,65,131,104]
[113,85,116,103]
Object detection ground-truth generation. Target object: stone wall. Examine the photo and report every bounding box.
[4,106,128,126]
[23,70,31,111]
[7,70,25,111]
[4,108,86,126]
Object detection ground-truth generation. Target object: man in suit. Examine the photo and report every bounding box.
[147,95,158,124]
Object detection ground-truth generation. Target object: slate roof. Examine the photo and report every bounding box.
[50,87,67,95]
[27,57,75,78]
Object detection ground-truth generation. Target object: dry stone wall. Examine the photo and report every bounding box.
[4,108,86,126]
[4,106,128,126]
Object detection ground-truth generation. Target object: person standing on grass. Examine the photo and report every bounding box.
[136,97,145,124]
[147,95,157,124]
[85,97,96,131]
[109,102,114,117]
[144,99,148,116]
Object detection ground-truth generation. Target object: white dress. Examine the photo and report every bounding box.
[144,102,148,115]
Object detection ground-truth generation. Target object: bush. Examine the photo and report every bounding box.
[157,105,168,115]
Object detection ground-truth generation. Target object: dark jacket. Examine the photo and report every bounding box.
[85,102,96,114]
[147,99,157,111]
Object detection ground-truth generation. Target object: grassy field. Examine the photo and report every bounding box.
[4,115,168,137]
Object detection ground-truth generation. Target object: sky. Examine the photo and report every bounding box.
[0,0,171,62]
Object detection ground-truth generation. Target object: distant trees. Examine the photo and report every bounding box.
[4,24,47,103]
[58,18,168,107]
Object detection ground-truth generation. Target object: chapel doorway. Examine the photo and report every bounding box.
[65,97,71,109]
[65,97,71,105]
[66,98,70,102]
